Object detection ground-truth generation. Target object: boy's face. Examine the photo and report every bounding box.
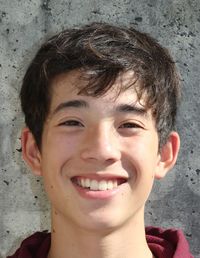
[23,70,179,231]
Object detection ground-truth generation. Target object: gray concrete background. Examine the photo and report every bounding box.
[0,0,199,257]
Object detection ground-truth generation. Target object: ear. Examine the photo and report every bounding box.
[21,127,42,176]
[155,131,180,179]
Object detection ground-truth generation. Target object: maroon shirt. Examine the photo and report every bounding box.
[7,227,193,258]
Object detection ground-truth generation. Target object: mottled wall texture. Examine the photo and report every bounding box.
[0,0,199,257]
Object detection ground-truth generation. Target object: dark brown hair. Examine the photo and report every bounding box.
[20,22,181,148]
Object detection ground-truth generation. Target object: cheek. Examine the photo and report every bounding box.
[40,132,83,185]
[122,137,159,176]
[44,132,82,160]
[56,134,79,154]
[123,135,157,156]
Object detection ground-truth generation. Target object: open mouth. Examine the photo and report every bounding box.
[71,177,127,191]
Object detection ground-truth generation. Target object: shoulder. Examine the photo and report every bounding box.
[7,231,51,258]
[146,226,194,258]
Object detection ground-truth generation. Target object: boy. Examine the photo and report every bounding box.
[8,23,193,258]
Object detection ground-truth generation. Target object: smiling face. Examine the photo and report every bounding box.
[22,70,180,232]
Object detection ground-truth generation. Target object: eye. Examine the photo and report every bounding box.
[119,122,142,129]
[59,120,84,127]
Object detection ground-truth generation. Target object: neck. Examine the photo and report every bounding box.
[48,207,154,258]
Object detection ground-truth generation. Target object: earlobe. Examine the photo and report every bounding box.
[21,127,42,176]
[155,131,180,179]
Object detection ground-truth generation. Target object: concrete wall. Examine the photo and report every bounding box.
[0,0,199,257]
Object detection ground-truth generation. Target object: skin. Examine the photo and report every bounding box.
[22,70,180,258]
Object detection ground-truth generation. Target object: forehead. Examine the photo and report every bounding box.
[49,70,146,108]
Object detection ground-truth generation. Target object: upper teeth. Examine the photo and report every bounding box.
[77,178,118,191]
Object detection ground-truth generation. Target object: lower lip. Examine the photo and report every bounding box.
[72,183,122,200]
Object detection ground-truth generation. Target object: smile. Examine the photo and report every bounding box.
[71,176,127,191]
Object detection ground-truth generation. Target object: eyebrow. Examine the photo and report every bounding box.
[52,99,89,115]
[52,99,147,117]
[116,104,147,116]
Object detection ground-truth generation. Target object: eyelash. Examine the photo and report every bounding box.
[59,120,142,130]
[59,120,84,127]
[119,122,142,129]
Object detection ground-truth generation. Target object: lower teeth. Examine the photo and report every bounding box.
[78,183,115,191]
[81,185,111,191]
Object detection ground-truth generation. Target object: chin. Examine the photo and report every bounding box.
[76,209,130,233]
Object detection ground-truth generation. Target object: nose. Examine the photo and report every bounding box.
[80,125,121,164]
